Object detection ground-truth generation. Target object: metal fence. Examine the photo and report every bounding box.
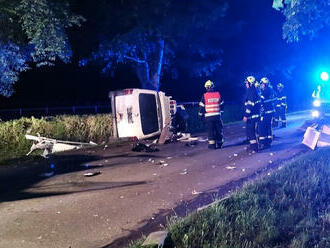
[0,105,112,121]
[0,102,203,121]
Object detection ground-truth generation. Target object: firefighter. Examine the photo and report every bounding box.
[312,85,321,99]
[255,81,261,95]
[258,77,275,149]
[274,83,287,128]
[243,76,261,152]
[198,80,224,149]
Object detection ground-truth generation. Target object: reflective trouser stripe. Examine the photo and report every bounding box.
[247,114,259,120]
[205,112,220,117]
[249,139,257,144]
[259,136,266,140]
[208,140,215,144]
[206,107,220,112]
[267,136,273,139]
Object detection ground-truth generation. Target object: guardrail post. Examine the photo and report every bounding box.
[19,108,22,116]
[72,106,76,114]
[94,105,98,113]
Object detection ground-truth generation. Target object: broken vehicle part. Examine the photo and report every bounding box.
[25,134,97,157]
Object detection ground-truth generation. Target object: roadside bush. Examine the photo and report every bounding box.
[0,114,113,165]
[167,149,330,248]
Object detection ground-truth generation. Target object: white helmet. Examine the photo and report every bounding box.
[245,76,256,84]
[260,77,269,84]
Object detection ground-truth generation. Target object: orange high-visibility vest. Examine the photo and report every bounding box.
[204,92,221,117]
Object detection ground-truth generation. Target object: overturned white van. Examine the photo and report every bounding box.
[109,89,177,142]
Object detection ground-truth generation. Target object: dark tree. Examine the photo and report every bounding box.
[273,0,330,42]
[0,0,84,97]
[84,0,228,91]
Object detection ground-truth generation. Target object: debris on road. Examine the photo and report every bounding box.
[233,153,238,157]
[25,134,97,158]
[180,169,188,175]
[142,231,168,248]
[198,137,208,142]
[192,189,202,195]
[132,143,159,152]
[185,141,198,147]
[226,166,236,170]
[302,124,330,150]
[83,171,101,177]
[176,133,191,141]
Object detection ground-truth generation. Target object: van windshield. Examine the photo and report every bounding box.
[139,93,159,135]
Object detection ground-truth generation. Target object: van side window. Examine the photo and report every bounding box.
[139,93,159,135]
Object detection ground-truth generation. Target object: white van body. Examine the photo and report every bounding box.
[109,89,176,141]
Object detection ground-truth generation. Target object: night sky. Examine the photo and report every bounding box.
[0,0,328,110]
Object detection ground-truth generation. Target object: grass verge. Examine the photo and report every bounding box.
[129,148,330,248]
[0,114,112,165]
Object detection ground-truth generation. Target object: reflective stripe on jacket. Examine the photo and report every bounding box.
[204,92,221,117]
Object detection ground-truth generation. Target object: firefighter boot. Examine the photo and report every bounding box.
[216,142,223,149]
[208,140,216,149]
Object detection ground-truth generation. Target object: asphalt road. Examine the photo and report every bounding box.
[0,111,311,248]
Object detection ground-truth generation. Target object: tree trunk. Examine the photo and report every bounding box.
[152,38,164,91]
[134,39,164,90]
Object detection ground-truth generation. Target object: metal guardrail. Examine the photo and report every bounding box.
[0,102,204,121]
[0,105,112,121]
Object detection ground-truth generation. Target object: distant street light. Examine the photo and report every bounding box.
[320,71,329,81]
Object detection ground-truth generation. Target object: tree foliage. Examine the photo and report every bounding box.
[84,0,228,91]
[0,0,84,97]
[273,0,330,42]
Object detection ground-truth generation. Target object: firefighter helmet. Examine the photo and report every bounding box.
[245,76,256,84]
[204,80,214,89]
[277,83,284,88]
[260,77,269,84]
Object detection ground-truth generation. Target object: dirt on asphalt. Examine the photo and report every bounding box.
[0,112,311,248]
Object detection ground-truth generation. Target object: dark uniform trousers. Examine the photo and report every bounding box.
[274,106,286,127]
[259,114,273,146]
[206,115,223,149]
[246,118,258,151]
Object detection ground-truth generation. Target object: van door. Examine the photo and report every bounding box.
[112,89,162,140]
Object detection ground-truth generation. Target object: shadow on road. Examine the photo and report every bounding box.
[0,154,109,202]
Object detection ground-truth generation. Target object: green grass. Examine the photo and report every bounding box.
[168,149,330,248]
[0,114,113,165]
[128,148,330,248]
